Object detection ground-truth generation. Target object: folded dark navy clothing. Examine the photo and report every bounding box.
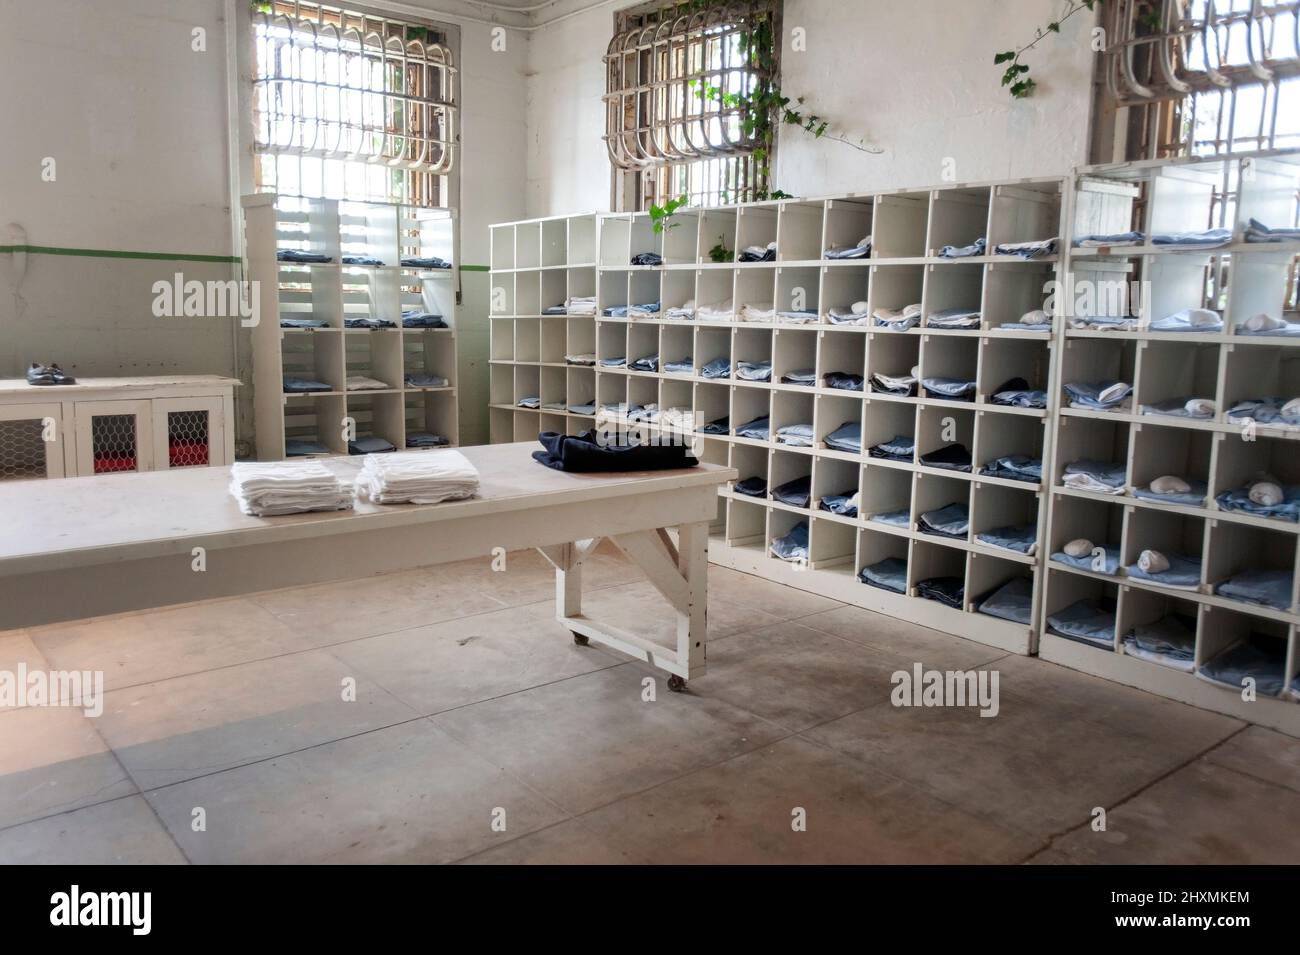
[869,434,915,461]
[699,415,729,435]
[280,318,330,329]
[733,476,767,497]
[630,251,663,266]
[532,430,698,472]
[859,557,907,593]
[824,371,865,391]
[341,254,385,266]
[405,432,449,448]
[348,436,397,454]
[345,317,397,329]
[819,489,858,517]
[277,249,332,263]
[917,576,965,609]
[772,475,812,508]
[919,443,972,472]
[285,439,329,456]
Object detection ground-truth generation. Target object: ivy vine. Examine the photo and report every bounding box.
[686,1,880,201]
[995,0,1099,98]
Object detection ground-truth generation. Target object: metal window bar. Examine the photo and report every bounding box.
[1101,0,1300,159]
[252,0,456,208]
[606,1,777,208]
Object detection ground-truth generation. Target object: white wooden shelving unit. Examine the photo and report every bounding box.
[1041,151,1300,734]
[492,180,1068,656]
[487,213,601,443]
[243,195,459,460]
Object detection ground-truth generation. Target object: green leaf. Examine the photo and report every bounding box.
[993,51,1016,64]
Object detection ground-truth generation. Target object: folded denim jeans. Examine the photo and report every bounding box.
[824,422,863,453]
[871,507,911,527]
[976,522,1037,554]
[981,454,1042,483]
[869,434,914,460]
[1139,397,1215,419]
[922,377,977,401]
[736,415,771,440]
[919,443,972,472]
[1051,545,1120,575]
[993,237,1057,259]
[824,371,864,391]
[1073,231,1144,248]
[699,357,732,379]
[819,489,859,517]
[771,521,810,561]
[699,415,729,435]
[916,576,965,608]
[1064,380,1133,410]
[736,360,773,382]
[991,377,1047,408]
[1150,227,1232,249]
[919,502,970,538]
[926,307,981,330]
[858,557,907,593]
[776,423,815,447]
[938,237,986,259]
[1244,218,1300,243]
[663,357,694,375]
[772,475,812,508]
[283,376,333,393]
[870,371,917,396]
[733,476,767,497]
[779,368,817,386]
[628,355,659,372]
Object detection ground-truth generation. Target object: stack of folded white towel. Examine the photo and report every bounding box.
[566,296,597,316]
[229,460,353,516]
[355,449,480,505]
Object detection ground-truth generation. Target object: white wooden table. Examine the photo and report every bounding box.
[0,443,734,688]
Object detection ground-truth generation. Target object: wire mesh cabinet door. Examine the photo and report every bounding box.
[0,403,67,481]
[149,397,227,470]
[71,400,155,476]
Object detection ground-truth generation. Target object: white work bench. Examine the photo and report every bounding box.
[0,443,736,689]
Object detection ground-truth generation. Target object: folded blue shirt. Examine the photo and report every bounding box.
[776,423,815,447]
[977,577,1034,624]
[1126,553,1203,589]
[1052,545,1120,575]
[1215,483,1300,522]
[1131,478,1208,507]
[1215,568,1294,611]
[1199,636,1287,696]
[1047,598,1116,648]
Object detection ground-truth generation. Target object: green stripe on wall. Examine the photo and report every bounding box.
[0,244,492,272]
[0,244,239,264]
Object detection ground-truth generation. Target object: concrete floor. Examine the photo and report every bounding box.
[1,543,1298,864]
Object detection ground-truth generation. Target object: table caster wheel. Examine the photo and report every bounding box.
[572,632,589,646]
[667,674,686,692]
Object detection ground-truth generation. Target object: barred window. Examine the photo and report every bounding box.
[1095,0,1300,160]
[252,0,457,208]
[604,1,781,210]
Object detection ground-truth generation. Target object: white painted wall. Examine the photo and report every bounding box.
[0,0,533,449]
[523,0,1097,216]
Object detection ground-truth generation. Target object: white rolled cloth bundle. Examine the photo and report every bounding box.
[1138,549,1170,574]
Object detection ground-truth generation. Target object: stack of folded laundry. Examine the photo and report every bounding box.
[229,460,353,517]
[566,296,597,316]
[356,449,480,505]
[828,302,872,326]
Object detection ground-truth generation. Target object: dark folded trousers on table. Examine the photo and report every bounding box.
[532,430,699,472]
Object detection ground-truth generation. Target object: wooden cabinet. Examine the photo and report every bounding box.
[0,377,237,481]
